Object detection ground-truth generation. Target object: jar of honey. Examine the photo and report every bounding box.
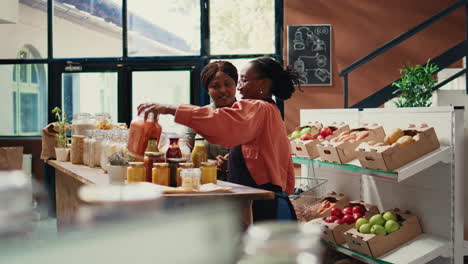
[177,163,193,187]
[144,151,165,182]
[127,162,145,183]
[152,163,169,186]
[201,162,217,184]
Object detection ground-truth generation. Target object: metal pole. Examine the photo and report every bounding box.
[343,74,349,108]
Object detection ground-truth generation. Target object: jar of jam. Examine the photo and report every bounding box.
[166,138,182,160]
[201,162,217,184]
[127,113,162,160]
[127,162,145,183]
[144,151,165,182]
[177,163,194,187]
[152,163,169,186]
[167,158,187,187]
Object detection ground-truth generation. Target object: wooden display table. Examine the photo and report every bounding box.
[47,160,274,230]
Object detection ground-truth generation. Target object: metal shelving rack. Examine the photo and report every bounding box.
[295,106,464,264]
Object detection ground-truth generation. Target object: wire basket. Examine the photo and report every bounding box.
[290,177,328,222]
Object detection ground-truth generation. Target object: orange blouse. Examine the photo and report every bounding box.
[174,99,295,194]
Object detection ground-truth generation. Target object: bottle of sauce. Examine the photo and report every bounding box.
[127,113,162,160]
[146,137,159,152]
[144,151,165,182]
[166,138,182,160]
[191,138,208,168]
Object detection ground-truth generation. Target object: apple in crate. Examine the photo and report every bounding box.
[355,218,368,230]
[324,215,338,223]
[383,211,397,222]
[369,214,385,226]
[352,213,363,221]
[320,127,333,137]
[352,205,365,215]
[371,224,386,235]
[335,218,346,225]
[359,223,372,234]
[385,220,400,233]
[330,207,343,218]
[342,207,353,215]
[342,214,355,224]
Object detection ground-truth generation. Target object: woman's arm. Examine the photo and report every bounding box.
[138,100,267,148]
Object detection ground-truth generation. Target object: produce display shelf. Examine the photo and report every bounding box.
[324,233,450,264]
[292,146,450,183]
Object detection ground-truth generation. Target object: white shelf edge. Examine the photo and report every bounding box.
[396,146,451,183]
[464,240,468,256]
[339,234,450,264]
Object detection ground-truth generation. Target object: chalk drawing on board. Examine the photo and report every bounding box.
[288,25,332,86]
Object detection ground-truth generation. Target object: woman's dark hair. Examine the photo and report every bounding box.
[200,61,238,90]
[249,57,301,100]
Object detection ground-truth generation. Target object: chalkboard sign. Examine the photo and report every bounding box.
[287,25,332,86]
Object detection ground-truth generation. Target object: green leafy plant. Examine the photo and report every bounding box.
[392,60,439,107]
[52,107,68,148]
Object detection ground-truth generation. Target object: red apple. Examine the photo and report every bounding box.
[330,207,342,217]
[324,215,338,223]
[353,213,363,220]
[317,135,325,141]
[342,207,353,215]
[300,133,313,141]
[352,205,365,214]
[342,214,355,224]
[320,127,333,137]
[334,218,345,225]
[311,133,318,140]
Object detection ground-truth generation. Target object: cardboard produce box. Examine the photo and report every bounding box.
[344,209,422,258]
[356,124,440,171]
[294,192,349,222]
[317,124,385,164]
[290,122,322,157]
[309,201,379,245]
[294,122,350,159]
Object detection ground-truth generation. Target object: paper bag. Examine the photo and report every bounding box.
[41,123,59,160]
[0,147,23,170]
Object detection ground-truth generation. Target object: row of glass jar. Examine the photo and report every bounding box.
[127,160,217,189]
[82,129,129,171]
[72,112,113,136]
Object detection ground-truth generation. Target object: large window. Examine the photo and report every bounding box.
[1,0,281,137]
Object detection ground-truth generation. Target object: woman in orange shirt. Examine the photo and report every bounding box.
[138,57,300,222]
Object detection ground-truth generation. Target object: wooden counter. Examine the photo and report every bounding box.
[47,160,274,230]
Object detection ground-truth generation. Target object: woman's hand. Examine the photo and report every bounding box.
[215,154,229,172]
[137,103,178,120]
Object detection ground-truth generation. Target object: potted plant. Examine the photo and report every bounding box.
[392,60,439,107]
[107,150,130,184]
[52,107,70,161]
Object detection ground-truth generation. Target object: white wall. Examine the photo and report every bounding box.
[0,0,19,24]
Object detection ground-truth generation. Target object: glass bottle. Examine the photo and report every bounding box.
[167,158,187,187]
[180,169,193,191]
[92,130,103,167]
[127,112,162,160]
[191,138,208,168]
[165,137,182,160]
[152,163,170,186]
[177,162,193,187]
[144,152,165,182]
[87,130,96,167]
[100,130,113,172]
[94,112,112,130]
[179,136,192,161]
[127,162,146,183]
[146,137,159,152]
[83,131,91,166]
[191,168,201,191]
[201,162,217,184]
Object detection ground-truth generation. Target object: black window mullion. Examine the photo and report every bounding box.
[122,0,128,58]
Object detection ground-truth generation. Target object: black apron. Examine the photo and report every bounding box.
[227,99,297,222]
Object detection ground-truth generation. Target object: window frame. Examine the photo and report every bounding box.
[0,0,284,138]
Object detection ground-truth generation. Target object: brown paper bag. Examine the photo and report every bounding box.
[0,147,23,170]
[41,123,59,160]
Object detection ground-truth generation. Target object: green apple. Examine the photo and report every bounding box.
[384,220,400,233]
[300,127,312,135]
[359,223,372,234]
[369,214,385,226]
[370,224,386,235]
[291,130,301,139]
[383,211,397,222]
[355,218,368,230]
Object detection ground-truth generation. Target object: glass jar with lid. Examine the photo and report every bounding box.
[100,130,113,171]
[177,162,193,186]
[201,162,217,184]
[83,130,92,166]
[127,162,146,183]
[144,152,165,182]
[92,130,103,167]
[94,112,112,130]
[152,163,169,186]
[166,138,182,160]
[72,112,95,136]
[167,158,187,187]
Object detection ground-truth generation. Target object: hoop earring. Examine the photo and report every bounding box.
[260,88,264,94]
